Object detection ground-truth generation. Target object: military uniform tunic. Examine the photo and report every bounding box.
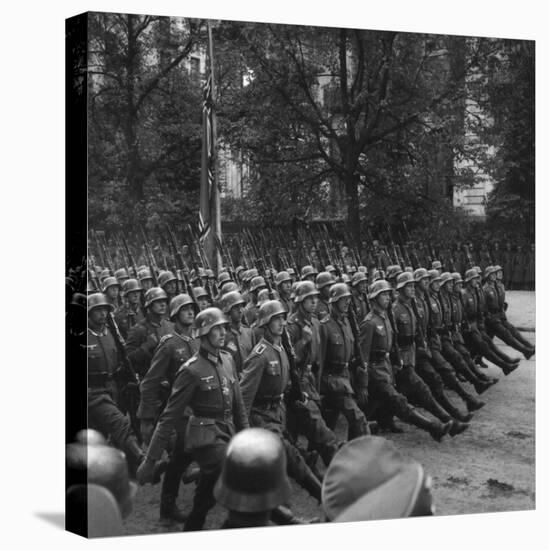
[114,303,145,340]
[223,324,254,374]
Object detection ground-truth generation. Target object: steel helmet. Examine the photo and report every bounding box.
[358,265,367,273]
[220,291,246,314]
[473,265,482,275]
[218,271,233,288]
[287,267,296,278]
[87,293,114,313]
[75,429,107,446]
[100,268,111,281]
[451,272,463,284]
[214,428,291,513]
[329,283,352,303]
[294,281,320,303]
[428,269,442,284]
[220,281,240,295]
[257,288,270,306]
[494,265,503,273]
[396,272,415,290]
[101,277,119,292]
[114,268,129,281]
[372,269,385,282]
[440,272,453,286]
[137,267,153,282]
[484,265,499,278]
[431,260,443,271]
[241,270,252,283]
[386,265,403,280]
[368,280,393,300]
[464,268,481,283]
[194,307,229,337]
[325,265,336,274]
[404,266,414,273]
[169,293,197,320]
[316,271,335,290]
[248,268,259,280]
[235,266,244,277]
[250,276,267,293]
[351,272,368,287]
[144,287,168,308]
[413,268,430,282]
[192,286,210,301]
[158,270,177,287]
[347,265,357,275]
[341,273,351,283]
[122,278,142,294]
[275,271,292,287]
[301,265,318,279]
[257,300,287,328]
[86,279,99,294]
[206,269,215,279]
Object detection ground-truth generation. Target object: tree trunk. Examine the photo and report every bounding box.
[344,172,361,244]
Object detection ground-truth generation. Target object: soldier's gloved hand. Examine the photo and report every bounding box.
[136,457,156,485]
[140,419,155,446]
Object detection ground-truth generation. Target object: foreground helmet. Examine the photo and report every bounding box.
[464,268,481,283]
[294,281,320,303]
[257,300,287,328]
[316,271,335,290]
[351,272,368,287]
[214,428,291,513]
[301,265,318,280]
[169,293,197,320]
[368,280,392,300]
[275,271,292,287]
[194,307,229,337]
[250,276,267,293]
[87,293,114,313]
[329,283,352,303]
[396,272,415,290]
[413,268,430,282]
[144,287,168,308]
[220,291,246,314]
[101,277,119,292]
[122,279,141,294]
[158,270,177,287]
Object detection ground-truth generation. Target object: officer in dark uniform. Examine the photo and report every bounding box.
[392,273,469,436]
[137,307,249,531]
[221,290,255,374]
[287,282,340,466]
[483,266,534,359]
[359,280,452,442]
[86,293,144,476]
[125,287,174,377]
[240,300,323,501]
[138,293,199,523]
[315,271,335,321]
[115,278,145,339]
[319,283,370,440]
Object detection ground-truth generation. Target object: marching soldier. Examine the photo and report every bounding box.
[243,276,267,326]
[158,271,179,304]
[220,290,255,374]
[87,293,144,476]
[115,278,145,339]
[240,301,324,501]
[137,307,249,531]
[191,286,211,311]
[318,283,371,440]
[301,265,318,282]
[350,271,369,322]
[137,267,154,292]
[125,288,173,377]
[359,280,452,442]
[275,270,293,314]
[102,276,121,309]
[138,293,199,523]
[315,271,335,321]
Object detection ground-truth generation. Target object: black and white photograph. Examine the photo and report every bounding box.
[62,3,538,542]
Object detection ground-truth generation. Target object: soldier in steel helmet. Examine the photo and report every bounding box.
[86,293,145,477]
[350,271,369,322]
[115,278,145,339]
[391,273,470,436]
[275,270,294,316]
[158,271,179,305]
[359,280,452,442]
[192,286,212,311]
[240,300,324,502]
[221,290,255,374]
[301,265,318,283]
[137,293,200,523]
[315,271,335,321]
[102,276,121,309]
[125,288,174,378]
[413,268,486,414]
[243,276,267,327]
[137,307,249,531]
[318,282,371,440]
[286,281,340,466]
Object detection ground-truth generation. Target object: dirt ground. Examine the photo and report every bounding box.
[124,291,535,535]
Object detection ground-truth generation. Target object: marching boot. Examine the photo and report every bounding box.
[378,415,405,433]
[159,460,188,523]
[474,379,493,395]
[123,435,145,479]
[423,397,453,423]
[405,409,452,442]
[436,391,473,422]
[448,420,470,437]
[501,361,519,376]
[524,347,535,360]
